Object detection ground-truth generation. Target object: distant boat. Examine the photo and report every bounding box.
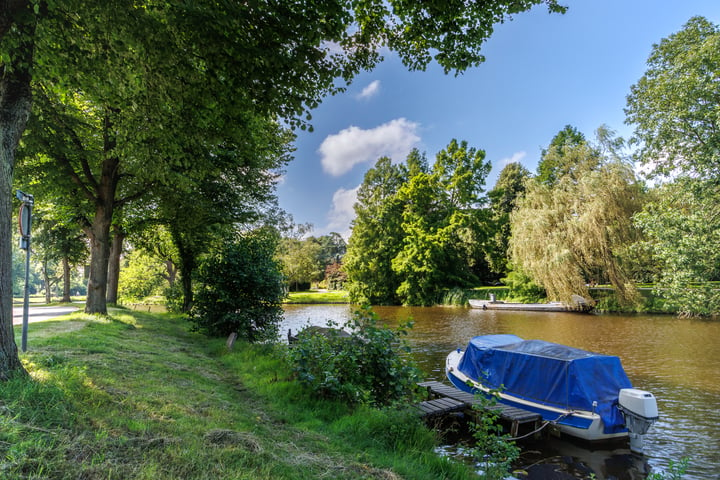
[446,334,659,453]
[469,294,593,313]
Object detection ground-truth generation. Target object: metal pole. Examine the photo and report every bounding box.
[17,190,33,352]
[22,236,30,352]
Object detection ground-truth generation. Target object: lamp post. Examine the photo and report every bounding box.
[16,190,34,352]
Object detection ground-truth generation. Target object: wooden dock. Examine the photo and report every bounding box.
[416,380,542,437]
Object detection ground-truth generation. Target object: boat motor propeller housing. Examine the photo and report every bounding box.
[618,388,659,454]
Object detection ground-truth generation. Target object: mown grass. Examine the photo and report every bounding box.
[285,290,349,304]
[1,309,474,479]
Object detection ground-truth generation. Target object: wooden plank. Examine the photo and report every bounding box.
[417,380,542,426]
[416,397,465,417]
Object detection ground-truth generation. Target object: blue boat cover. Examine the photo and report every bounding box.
[457,334,632,434]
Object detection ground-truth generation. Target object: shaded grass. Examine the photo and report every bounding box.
[1,308,474,479]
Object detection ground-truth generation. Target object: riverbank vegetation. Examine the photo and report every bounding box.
[338,17,720,317]
[1,309,475,479]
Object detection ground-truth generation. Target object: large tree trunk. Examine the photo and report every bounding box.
[0,0,34,379]
[106,224,125,305]
[62,256,72,303]
[85,214,112,314]
[84,156,119,314]
[84,106,120,315]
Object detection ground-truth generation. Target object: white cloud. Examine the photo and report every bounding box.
[357,80,380,100]
[497,151,527,170]
[322,186,360,240]
[319,118,421,176]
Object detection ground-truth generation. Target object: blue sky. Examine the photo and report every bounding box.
[277,0,720,239]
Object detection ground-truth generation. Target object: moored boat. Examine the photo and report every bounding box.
[468,294,593,313]
[446,334,658,453]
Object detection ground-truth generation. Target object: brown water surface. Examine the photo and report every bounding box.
[282,304,720,479]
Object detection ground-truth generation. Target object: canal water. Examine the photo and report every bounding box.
[281,304,720,480]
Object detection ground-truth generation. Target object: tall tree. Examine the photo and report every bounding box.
[536,124,589,186]
[509,132,644,305]
[315,232,347,266]
[392,140,491,305]
[0,0,35,379]
[2,0,567,378]
[626,16,720,178]
[278,237,323,291]
[486,162,531,275]
[345,157,408,304]
[626,17,720,315]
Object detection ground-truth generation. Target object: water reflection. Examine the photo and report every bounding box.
[281,304,720,479]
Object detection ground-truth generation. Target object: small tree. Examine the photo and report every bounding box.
[324,261,347,290]
[191,228,285,341]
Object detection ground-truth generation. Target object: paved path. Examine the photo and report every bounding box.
[12,305,80,325]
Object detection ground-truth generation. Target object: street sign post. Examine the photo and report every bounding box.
[16,190,34,352]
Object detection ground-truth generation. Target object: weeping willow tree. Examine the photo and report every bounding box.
[509,136,645,305]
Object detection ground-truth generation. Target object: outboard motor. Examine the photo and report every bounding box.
[618,388,659,454]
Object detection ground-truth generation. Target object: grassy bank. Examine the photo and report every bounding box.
[1,309,473,479]
[284,290,349,304]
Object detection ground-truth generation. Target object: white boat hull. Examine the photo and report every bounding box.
[468,298,592,313]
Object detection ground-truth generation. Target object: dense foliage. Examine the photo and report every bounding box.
[278,231,347,291]
[287,306,420,406]
[346,141,492,306]
[635,179,720,316]
[626,16,720,178]
[509,130,644,305]
[626,16,720,316]
[191,229,285,340]
[117,250,168,303]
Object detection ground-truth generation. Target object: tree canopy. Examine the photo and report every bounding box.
[626,16,720,315]
[486,162,531,276]
[346,141,492,306]
[635,178,720,316]
[509,130,644,305]
[626,16,720,178]
[1,0,568,377]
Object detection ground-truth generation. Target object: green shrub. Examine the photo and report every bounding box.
[287,306,421,406]
[191,228,285,340]
[501,271,545,302]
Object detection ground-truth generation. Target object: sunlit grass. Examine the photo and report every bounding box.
[1,307,474,479]
[285,290,349,304]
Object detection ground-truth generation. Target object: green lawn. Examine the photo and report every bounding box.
[284,290,349,304]
[0,309,473,479]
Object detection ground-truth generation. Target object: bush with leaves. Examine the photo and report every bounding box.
[191,229,285,341]
[501,270,545,303]
[287,306,420,406]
